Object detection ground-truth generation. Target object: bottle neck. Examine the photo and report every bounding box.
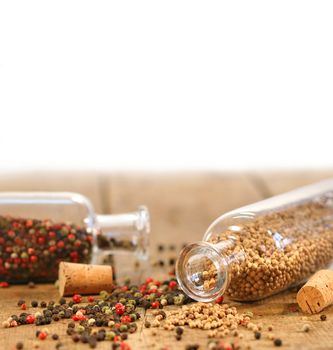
[93,206,150,261]
[176,239,245,302]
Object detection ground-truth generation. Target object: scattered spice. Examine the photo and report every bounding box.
[320,314,327,321]
[28,281,35,288]
[254,331,261,340]
[274,338,283,347]
[302,324,310,332]
[16,342,24,350]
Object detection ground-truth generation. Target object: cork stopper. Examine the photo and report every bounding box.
[297,269,333,314]
[59,262,113,296]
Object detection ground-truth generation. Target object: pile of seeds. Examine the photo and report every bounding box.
[202,197,333,300]
[0,215,92,282]
[2,277,192,349]
[149,302,257,338]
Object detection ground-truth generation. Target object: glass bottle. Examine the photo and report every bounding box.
[176,179,333,302]
[0,192,150,283]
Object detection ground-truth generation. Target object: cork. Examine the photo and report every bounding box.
[59,262,113,296]
[297,269,333,314]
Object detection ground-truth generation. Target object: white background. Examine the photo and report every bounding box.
[0,1,332,171]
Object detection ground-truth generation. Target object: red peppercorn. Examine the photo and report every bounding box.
[155,280,161,287]
[88,296,95,303]
[20,303,27,310]
[215,296,224,304]
[37,237,45,245]
[48,246,56,253]
[48,231,56,238]
[38,331,48,340]
[151,301,160,309]
[148,288,157,294]
[26,314,35,324]
[115,303,125,315]
[70,251,79,259]
[145,277,153,284]
[121,315,131,323]
[72,294,82,303]
[57,240,65,248]
[0,282,9,288]
[169,280,177,289]
[30,256,38,263]
[26,219,33,227]
[8,230,15,238]
[120,342,131,350]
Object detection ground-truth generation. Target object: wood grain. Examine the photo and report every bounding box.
[0,282,333,349]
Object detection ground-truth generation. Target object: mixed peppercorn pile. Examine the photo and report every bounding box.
[2,277,192,349]
[0,215,93,282]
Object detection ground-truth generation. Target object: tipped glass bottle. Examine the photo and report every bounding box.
[176,179,333,302]
[0,192,150,283]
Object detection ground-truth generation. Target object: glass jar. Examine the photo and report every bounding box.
[176,179,333,302]
[0,192,150,283]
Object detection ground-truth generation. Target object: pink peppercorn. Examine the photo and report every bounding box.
[115,303,125,315]
[169,280,177,289]
[26,314,35,324]
[38,331,48,340]
[121,315,131,323]
[151,301,160,309]
[72,294,82,303]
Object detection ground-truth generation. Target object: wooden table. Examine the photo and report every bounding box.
[1,283,333,350]
[1,171,333,349]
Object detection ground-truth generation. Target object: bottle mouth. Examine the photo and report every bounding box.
[176,242,229,302]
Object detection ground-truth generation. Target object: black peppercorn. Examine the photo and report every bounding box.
[16,342,24,350]
[176,327,184,335]
[40,301,47,308]
[169,258,175,266]
[52,334,59,340]
[72,334,80,343]
[320,314,327,321]
[31,301,38,308]
[274,338,282,347]
[254,331,261,340]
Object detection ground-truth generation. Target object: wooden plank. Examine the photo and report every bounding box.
[0,171,104,214]
[252,170,333,196]
[107,173,264,262]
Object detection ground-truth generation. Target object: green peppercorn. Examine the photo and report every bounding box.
[119,325,128,332]
[130,313,137,321]
[105,331,116,340]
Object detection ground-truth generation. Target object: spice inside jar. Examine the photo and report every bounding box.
[0,215,93,282]
[176,180,333,302]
